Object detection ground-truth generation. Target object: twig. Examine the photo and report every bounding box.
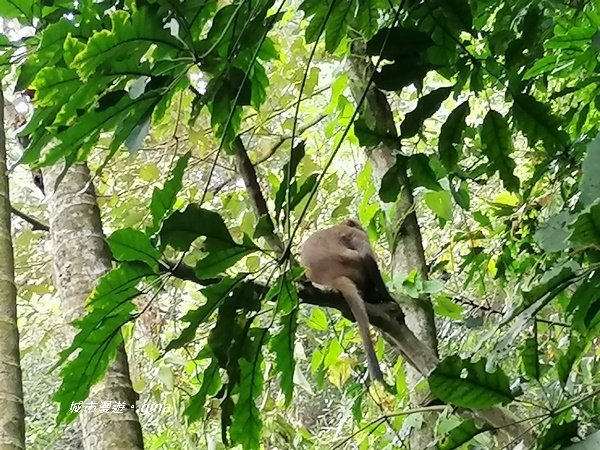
[10,206,49,231]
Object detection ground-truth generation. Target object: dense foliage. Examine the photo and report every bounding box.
[2,0,600,448]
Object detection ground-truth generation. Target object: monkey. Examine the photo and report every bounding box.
[300,219,395,382]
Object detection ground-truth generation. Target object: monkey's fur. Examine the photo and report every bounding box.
[300,219,394,381]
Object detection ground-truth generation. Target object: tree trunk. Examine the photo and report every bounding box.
[0,89,26,449]
[44,162,144,449]
[347,47,440,448]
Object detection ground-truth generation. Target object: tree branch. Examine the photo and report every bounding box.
[233,136,287,256]
[10,206,49,231]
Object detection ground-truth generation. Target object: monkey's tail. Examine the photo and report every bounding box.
[332,276,383,382]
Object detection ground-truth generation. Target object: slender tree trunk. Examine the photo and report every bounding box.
[0,90,26,449]
[348,47,440,448]
[44,162,144,449]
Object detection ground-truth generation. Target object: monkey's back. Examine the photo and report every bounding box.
[300,224,366,289]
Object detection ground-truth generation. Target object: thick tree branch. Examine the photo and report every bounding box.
[10,206,49,231]
[233,136,287,257]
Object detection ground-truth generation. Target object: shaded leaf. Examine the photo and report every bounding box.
[481,110,519,192]
[568,201,600,249]
[579,135,600,207]
[408,154,442,191]
[148,152,190,234]
[428,356,514,409]
[439,101,469,171]
[437,419,489,450]
[521,336,540,381]
[512,93,569,155]
[538,420,578,450]
[271,309,298,405]
[401,87,453,138]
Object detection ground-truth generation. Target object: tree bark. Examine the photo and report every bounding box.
[347,46,440,447]
[0,89,26,449]
[44,162,144,450]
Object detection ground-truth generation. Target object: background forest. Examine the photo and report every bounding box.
[0,0,600,449]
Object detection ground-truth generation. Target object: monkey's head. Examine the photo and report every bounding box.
[344,218,364,229]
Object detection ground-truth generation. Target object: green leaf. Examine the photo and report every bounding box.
[325,0,354,52]
[481,110,519,192]
[439,101,469,171]
[434,296,463,320]
[148,152,190,234]
[229,331,268,450]
[307,308,329,331]
[0,0,39,21]
[579,135,600,207]
[161,204,234,250]
[107,228,161,272]
[568,201,600,249]
[523,54,558,79]
[424,190,453,220]
[520,336,540,381]
[428,356,514,409]
[366,27,434,60]
[54,262,154,423]
[379,158,403,203]
[165,275,247,352]
[355,0,379,38]
[449,178,470,210]
[72,9,184,79]
[408,154,443,191]
[557,336,586,386]
[401,87,453,138]
[534,211,573,253]
[373,61,433,91]
[184,357,222,423]
[271,310,298,406]
[538,420,578,450]
[567,274,600,334]
[194,234,259,280]
[522,261,579,307]
[437,419,489,450]
[512,93,569,155]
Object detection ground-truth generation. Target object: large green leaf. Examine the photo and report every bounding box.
[439,101,469,171]
[520,336,540,381]
[107,228,161,272]
[534,211,573,253]
[437,419,489,450]
[538,420,578,450]
[481,110,519,192]
[270,309,298,406]
[400,87,453,138]
[568,201,600,249]
[407,154,443,191]
[165,275,248,352]
[148,152,191,234]
[428,356,514,409]
[557,336,586,386]
[366,27,434,60]
[229,330,268,450]
[54,262,154,423]
[512,93,569,155]
[184,356,222,423]
[72,8,186,79]
[566,274,600,334]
